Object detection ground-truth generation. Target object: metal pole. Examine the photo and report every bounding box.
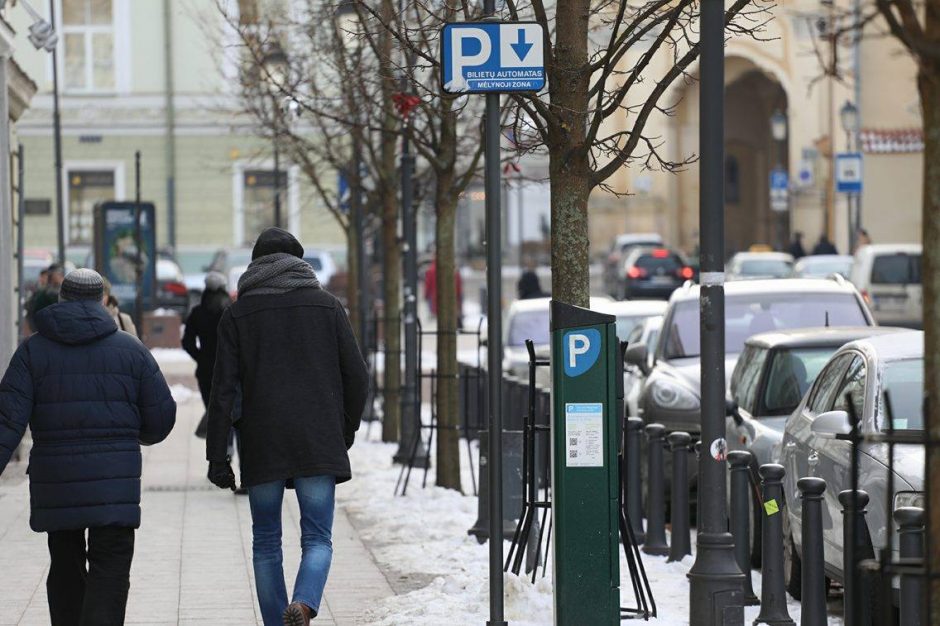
[642,424,669,556]
[352,143,369,357]
[728,451,758,605]
[483,3,504,623]
[162,0,177,251]
[688,0,745,620]
[16,144,25,339]
[273,125,282,229]
[517,169,523,270]
[851,0,863,237]
[797,477,828,626]
[133,151,143,335]
[50,0,65,264]
[394,76,429,467]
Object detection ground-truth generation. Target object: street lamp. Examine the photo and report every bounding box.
[21,0,64,264]
[770,110,787,143]
[840,100,859,148]
[262,41,289,229]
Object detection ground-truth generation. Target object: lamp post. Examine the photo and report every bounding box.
[840,100,860,250]
[770,110,788,250]
[262,42,289,230]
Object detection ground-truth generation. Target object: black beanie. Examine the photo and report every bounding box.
[251,227,304,260]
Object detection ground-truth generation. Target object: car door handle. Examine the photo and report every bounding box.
[808,450,819,467]
[785,441,796,450]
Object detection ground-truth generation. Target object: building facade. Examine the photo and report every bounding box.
[9,0,343,262]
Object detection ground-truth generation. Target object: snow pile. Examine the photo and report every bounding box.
[168,383,196,404]
[151,348,192,365]
[342,430,837,625]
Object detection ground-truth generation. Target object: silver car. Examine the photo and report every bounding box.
[778,330,924,607]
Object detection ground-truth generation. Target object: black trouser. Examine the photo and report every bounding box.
[46,527,135,626]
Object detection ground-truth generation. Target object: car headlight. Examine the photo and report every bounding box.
[893,491,925,511]
[649,379,699,411]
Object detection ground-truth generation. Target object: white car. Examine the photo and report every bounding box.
[622,314,663,418]
[303,249,338,289]
[850,243,922,328]
[727,251,795,281]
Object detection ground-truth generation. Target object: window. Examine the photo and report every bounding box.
[68,170,115,244]
[871,253,921,285]
[507,309,550,347]
[731,346,768,414]
[832,356,867,419]
[242,169,288,246]
[807,354,853,414]
[62,0,114,92]
[878,358,924,431]
[762,348,835,415]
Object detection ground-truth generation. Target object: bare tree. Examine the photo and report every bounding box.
[501,0,770,306]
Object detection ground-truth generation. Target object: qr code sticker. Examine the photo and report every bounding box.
[569,450,578,458]
[569,437,578,446]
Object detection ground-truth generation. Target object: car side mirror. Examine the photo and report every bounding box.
[811,410,851,439]
[625,343,650,376]
[726,398,743,426]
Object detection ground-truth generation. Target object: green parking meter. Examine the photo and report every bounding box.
[550,300,620,625]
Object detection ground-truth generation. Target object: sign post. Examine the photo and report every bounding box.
[441,17,545,626]
[550,301,619,624]
[769,167,789,213]
[836,152,863,250]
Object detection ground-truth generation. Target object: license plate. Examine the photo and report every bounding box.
[651,276,672,285]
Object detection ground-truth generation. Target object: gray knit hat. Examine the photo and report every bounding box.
[59,268,105,303]
[204,271,228,291]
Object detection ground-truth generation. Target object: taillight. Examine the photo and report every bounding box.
[163,281,187,296]
[678,267,694,280]
[627,267,647,279]
[651,248,669,258]
[861,290,871,304]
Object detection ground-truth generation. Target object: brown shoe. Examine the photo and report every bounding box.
[283,602,312,626]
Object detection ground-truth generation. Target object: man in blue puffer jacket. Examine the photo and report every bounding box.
[0,268,176,626]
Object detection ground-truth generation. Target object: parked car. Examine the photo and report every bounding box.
[603,232,663,297]
[594,299,668,344]
[304,249,338,289]
[850,243,922,328]
[629,277,875,435]
[726,251,794,281]
[155,257,189,317]
[725,326,904,564]
[779,330,924,610]
[174,247,217,294]
[206,247,254,281]
[501,296,612,383]
[791,254,853,279]
[619,247,693,300]
[622,314,663,418]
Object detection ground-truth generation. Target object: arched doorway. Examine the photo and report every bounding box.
[672,56,790,256]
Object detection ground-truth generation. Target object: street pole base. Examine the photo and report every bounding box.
[687,531,746,626]
[641,543,669,557]
[486,622,508,626]
[391,450,430,469]
[744,593,760,606]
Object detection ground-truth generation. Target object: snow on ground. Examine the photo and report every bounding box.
[151,348,192,365]
[168,383,196,404]
[343,429,841,625]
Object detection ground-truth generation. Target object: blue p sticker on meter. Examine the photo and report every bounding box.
[563,329,601,377]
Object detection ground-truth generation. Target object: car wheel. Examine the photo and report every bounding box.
[782,511,801,600]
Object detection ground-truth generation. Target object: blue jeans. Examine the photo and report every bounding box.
[248,476,336,626]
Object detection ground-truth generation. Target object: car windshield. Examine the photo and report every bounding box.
[762,347,835,415]
[176,251,215,274]
[616,314,655,342]
[662,294,869,359]
[737,259,792,277]
[635,253,682,273]
[507,309,550,346]
[879,358,924,430]
[797,258,852,278]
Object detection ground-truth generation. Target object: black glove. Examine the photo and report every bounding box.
[208,459,236,491]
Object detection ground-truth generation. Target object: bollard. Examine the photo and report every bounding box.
[667,431,691,562]
[838,489,871,626]
[895,506,925,626]
[642,424,669,556]
[797,477,827,626]
[754,464,795,626]
[624,417,645,543]
[728,451,758,605]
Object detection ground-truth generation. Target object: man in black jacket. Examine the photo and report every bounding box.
[206,228,369,626]
[0,268,176,626]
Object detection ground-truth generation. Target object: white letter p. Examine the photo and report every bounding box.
[568,334,590,368]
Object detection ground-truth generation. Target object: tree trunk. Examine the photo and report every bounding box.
[381,192,402,443]
[435,180,462,491]
[547,0,592,308]
[920,53,940,624]
[346,227,361,345]
[549,162,592,307]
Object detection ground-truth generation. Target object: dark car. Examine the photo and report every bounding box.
[620,247,693,300]
[603,233,663,297]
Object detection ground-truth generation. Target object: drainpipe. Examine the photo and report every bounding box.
[852,0,862,235]
[162,0,177,251]
[0,43,14,367]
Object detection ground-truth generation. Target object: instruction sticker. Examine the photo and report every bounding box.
[764,498,780,516]
[565,403,604,468]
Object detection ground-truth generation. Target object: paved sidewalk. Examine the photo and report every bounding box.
[0,363,394,625]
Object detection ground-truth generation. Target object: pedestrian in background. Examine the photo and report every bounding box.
[786,231,806,259]
[811,233,839,255]
[0,268,176,626]
[206,227,369,626]
[101,277,138,337]
[182,271,231,413]
[517,260,546,300]
[855,228,872,249]
[27,263,65,324]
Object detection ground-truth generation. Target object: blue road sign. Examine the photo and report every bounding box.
[563,328,601,377]
[770,168,788,191]
[835,152,863,193]
[441,22,545,94]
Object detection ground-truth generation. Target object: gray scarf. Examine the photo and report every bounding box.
[237,253,321,297]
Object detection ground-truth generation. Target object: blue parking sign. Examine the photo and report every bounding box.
[441,22,546,94]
